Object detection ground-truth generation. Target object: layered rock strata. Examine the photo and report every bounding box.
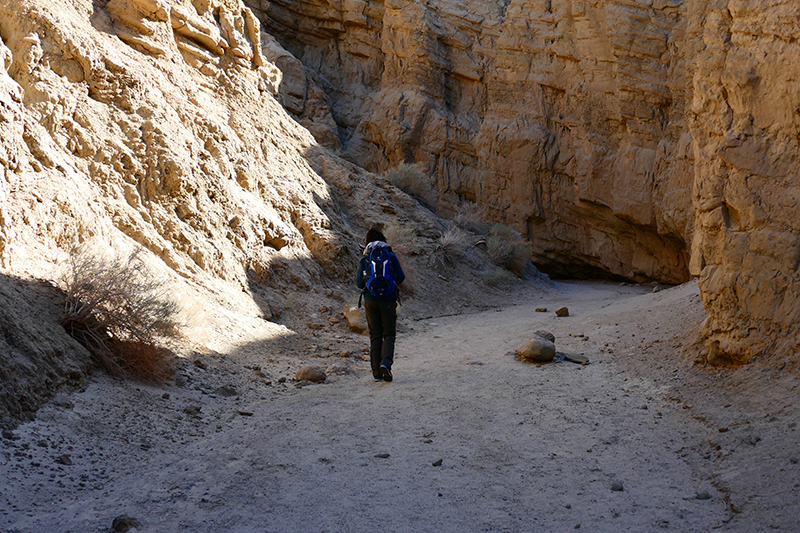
[254,0,693,283]
[254,0,800,364]
[688,2,800,365]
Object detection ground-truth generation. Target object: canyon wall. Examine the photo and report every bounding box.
[0,0,797,373]
[0,0,446,418]
[252,0,800,364]
[252,0,694,284]
[688,1,800,365]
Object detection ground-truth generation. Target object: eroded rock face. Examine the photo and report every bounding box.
[254,0,694,284]
[255,0,799,364]
[688,2,800,365]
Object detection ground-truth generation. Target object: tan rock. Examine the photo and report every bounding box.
[516,333,556,363]
[296,365,326,383]
[343,305,368,335]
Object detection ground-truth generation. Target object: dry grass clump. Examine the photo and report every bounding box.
[384,223,425,256]
[453,199,490,234]
[486,224,532,278]
[386,163,438,210]
[59,246,179,383]
[482,268,518,287]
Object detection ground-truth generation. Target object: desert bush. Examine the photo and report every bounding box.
[481,268,518,288]
[386,163,438,210]
[384,223,424,256]
[453,199,490,234]
[486,224,532,278]
[59,246,179,383]
[428,227,470,272]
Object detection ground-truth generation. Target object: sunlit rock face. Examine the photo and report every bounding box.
[0,0,431,313]
[688,2,800,366]
[253,0,800,364]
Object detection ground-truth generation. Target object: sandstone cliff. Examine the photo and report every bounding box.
[253,0,800,365]
[0,0,457,419]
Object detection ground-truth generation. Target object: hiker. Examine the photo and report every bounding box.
[357,228,405,382]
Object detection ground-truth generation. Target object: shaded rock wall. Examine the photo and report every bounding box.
[253,0,694,283]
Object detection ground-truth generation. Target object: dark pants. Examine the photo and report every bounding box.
[364,299,397,378]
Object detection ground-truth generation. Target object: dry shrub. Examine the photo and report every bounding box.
[384,223,424,256]
[59,246,179,383]
[453,199,490,234]
[429,227,469,272]
[486,224,532,278]
[439,227,470,253]
[482,268,517,287]
[386,163,438,210]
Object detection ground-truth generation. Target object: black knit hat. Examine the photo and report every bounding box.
[366,228,386,245]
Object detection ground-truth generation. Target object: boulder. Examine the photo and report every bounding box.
[516,333,556,363]
[295,365,326,383]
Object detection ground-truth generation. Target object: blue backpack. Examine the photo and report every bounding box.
[365,245,397,297]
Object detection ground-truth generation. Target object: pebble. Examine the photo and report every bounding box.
[611,481,624,491]
[556,307,569,317]
[432,459,443,466]
[112,514,138,532]
[374,453,390,459]
[695,491,711,500]
[564,354,589,365]
[55,454,72,466]
[535,307,547,313]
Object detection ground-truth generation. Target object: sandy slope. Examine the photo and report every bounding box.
[1,281,798,532]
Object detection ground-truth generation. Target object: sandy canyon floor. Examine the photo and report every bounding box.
[1,280,799,532]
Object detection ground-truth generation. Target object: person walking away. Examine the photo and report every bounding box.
[356,228,405,382]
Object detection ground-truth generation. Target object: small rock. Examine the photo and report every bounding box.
[183,405,202,416]
[611,481,624,492]
[534,330,555,343]
[277,377,287,383]
[343,305,368,334]
[2,429,18,441]
[215,386,238,397]
[193,359,207,370]
[161,393,170,400]
[555,307,569,317]
[743,434,761,446]
[307,322,324,330]
[535,307,547,313]
[564,354,589,365]
[238,411,254,417]
[112,514,138,532]
[55,454,72,466]
[432,459,443,467]
[296,366,326,382]
[695,491,712,500]
[374,453,390,459]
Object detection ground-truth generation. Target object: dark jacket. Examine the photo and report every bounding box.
[356,241,405,302]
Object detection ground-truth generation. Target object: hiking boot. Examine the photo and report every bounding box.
[373,376,383,382]
[381,365,393,382]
